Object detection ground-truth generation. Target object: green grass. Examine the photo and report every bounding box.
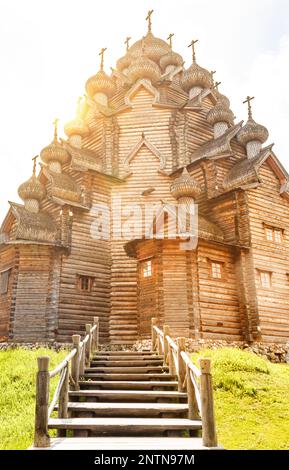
[0,348,68,450]
[0,347,288,449]
[192,348,289,450]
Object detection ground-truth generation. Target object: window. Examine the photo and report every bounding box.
[77,275,94,292]
[142,260,152,278]
[211,262,222,279]
[264,225,283,243]
[259,270,271,288]
[0,269,10,295]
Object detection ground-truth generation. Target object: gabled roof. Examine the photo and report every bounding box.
[123,132,167,177]
[190,122,243,163]
[8,202,58,244]
[223,144,289,194]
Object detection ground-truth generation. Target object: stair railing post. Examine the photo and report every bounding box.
[79,339,86,376]
[85,323,92,366]
[186,364,199,420]
[93,316,99,352]
[34,356,50,448]
[163,324,170,365]
[57,364,69,437]
[71,334,81,391]
[177,337,186,392]
[199,358,217,448]
[157,335,162,356]
[169,346,176,376]
[151,317,157,352]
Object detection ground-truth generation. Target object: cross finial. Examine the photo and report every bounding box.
[53,118,59,142]
[32,155,39,175]
[167,33,174,49]
[210,70,216,79]
[125,36,131,52]
[243,95,255,119]
[99,47,107,71]
[212,81,221,90]
[188,39,198,63]
[146,9,153,33]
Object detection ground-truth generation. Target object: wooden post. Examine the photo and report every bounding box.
[163,324,170,365]
[151,317,157,352]
[186,364,199,420]
[157,335,162,356]
[199,358,217,448]
[71,334,81,391]
[169,347,176,376]
[85,323,92,366]
[58,365,69,437]
[79,340,85,376]
[93,316,99,352]
[34,356,50,448]
[177,337,186,392]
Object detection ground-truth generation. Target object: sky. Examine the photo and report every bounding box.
[0,0,289,221]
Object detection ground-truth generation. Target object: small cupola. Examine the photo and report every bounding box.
[40,119,70,173]
[159,33,183,75]
[85,48,116,106]
[181,39,213,99]
[18,157,46,213]
[237,96,269,159]
[127,37,161,85]
[207,81,234,138]
[64,97,89,148]
[170,167,201,204]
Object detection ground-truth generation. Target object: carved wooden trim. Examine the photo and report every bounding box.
[123,133,166,177]
[124,79,160,106]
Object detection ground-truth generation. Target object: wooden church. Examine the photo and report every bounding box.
[1,11,289,345]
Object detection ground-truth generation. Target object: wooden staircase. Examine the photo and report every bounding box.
[31,318,220,450]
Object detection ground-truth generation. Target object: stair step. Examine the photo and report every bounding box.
[48,417,202,435]
[69,390,187,402]
[85,366,169,373]
[83,373,177,381]
[93,355,163,361]
[96,351,152,356]
[79,380,178,390]
[34,436,219,450]
[90,360,164,367]
[59,402,188,417]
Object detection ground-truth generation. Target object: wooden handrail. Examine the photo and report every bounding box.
[33,317,100,448]
[151,319,218,448]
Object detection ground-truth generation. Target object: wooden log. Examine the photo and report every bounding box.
[34,356,50,448]
[199,358,217,448]
[93,316,99,352]
[85,323,92,366]
[57,365,69,437]
[163,324,170,366]
[71,334,81,391]
[186,364,199,420]
[151,317,157,352]
[79,341,86,376]
[177,337,186,392]
[169,346,176,376]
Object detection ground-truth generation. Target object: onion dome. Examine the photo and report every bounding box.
[40,119,70,166]
[160,50,183,71]
[214,89,230,108]
[64,117,89,138]
[170,168,201,199]
[207,101,234,126]
[116,53,132,72]
[85,69,116,99]
[237,96,269,146]
[18,173,45,202]
[237,118,269,146]
[129,31,171,63]
[181,62,213,92]
[127,53,161,84]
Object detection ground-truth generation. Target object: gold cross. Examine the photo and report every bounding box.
[146,9,153,32]
[32,155,39,175]
[188,39,198,63]
[243,95,255,119]
[53,118,59,142]
[99,47,107,70]
[125,36,131,52]
[167,33,174,49]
